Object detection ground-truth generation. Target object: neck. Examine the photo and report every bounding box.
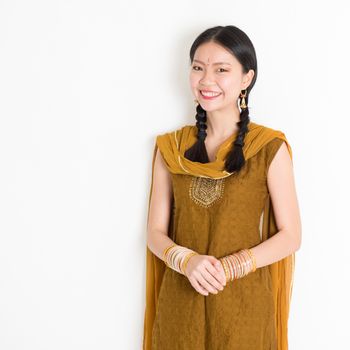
[205,105,241,139]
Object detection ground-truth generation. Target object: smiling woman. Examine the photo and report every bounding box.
[143,25,301,350]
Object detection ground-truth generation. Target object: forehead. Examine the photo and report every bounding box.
[193,41,239,66]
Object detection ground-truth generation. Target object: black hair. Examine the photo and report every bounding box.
[184,25,258,173]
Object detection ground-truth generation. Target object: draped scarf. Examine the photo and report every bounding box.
[143,121,295,350]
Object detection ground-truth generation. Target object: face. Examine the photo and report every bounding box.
[189,41,254,112]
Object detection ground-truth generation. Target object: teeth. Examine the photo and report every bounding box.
[201,91,221,97]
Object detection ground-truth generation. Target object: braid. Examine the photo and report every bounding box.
[196,104,208,141]
[224,91,251,173]
[184,103,209,163]
[184,92,251,172]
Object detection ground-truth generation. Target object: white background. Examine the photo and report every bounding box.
[0,0,349,349]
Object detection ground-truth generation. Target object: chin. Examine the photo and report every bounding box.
[200,102,226,112]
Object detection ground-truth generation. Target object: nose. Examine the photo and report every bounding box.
[199,69,216,86]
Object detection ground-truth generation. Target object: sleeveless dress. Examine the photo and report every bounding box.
[151,137,285,350]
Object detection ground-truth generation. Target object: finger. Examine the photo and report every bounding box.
[214,260,227,286]
[209,258,227,286]
[204,261,225,289]
[206,257,227,286]
[196,271,219,294]
[203,270,224,292]
[190,276,209,296]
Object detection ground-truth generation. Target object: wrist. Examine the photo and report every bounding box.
[219,248,257,282]
[162,243,199,276]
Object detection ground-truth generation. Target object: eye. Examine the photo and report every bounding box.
[191,65,228,73]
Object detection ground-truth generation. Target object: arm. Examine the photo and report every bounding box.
[250,141,302,268]
[147,146,226,295]
[146,147,176,260]
[218,141,302,281]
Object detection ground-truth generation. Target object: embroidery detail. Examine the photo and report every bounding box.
[189,176,225,208]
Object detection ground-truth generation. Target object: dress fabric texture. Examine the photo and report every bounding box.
[143,122,295,350]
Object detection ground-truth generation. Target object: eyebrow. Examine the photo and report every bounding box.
[193,59,231,66]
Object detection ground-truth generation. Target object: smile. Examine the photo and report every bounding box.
[200,90,222,99]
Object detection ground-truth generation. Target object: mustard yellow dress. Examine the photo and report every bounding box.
[151,137,285,350]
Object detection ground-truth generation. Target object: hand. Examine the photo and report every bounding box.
[184,254,227,296]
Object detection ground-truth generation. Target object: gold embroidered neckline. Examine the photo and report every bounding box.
[189,176,225,208]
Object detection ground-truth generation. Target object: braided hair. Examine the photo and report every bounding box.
[184,25,258,174]
[184,103,210,164]
[224,90,250,172]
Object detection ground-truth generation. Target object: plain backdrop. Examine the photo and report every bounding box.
[0,0,349,349]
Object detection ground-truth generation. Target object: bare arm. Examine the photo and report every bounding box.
[146,146,226,295]
[146,147,175,261]
[250,141,302,268]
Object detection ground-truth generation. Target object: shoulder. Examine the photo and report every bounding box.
[251,121,290,149]
[153,124,194,164]
[249,122,292,172]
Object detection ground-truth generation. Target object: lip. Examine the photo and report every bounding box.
[200,90,222,100]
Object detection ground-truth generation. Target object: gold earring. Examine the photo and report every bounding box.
[239,89,247,109]
[194,98,199,104]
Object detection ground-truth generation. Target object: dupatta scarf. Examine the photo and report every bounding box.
[143,121,295,350]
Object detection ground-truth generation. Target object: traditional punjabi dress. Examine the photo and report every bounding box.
[143,121,295,350]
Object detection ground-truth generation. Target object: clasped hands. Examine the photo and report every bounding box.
[184,254,227,296]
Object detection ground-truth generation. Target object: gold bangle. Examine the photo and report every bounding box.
[220,258,230,282]
[246,248,257,272]
[162,243,177,262]
[181,251,198,275]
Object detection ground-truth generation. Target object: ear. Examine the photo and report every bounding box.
[242,69,255,89]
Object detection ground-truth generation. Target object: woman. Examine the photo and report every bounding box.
[143,25,302,350]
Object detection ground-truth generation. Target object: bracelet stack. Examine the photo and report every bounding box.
[219,249,257,283]
[162,243,199,276]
